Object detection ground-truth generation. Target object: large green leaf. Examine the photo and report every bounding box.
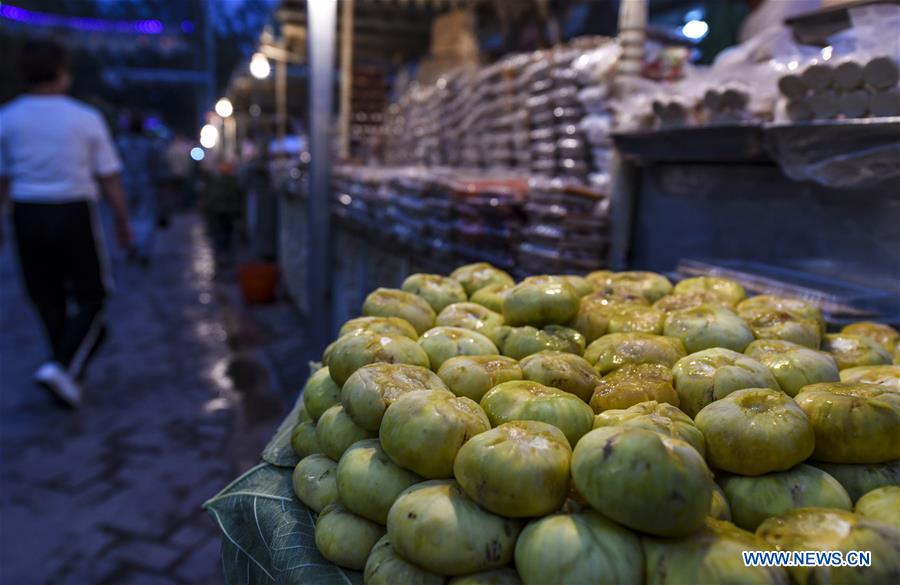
[205,463,363,585]
[222,537,274,585]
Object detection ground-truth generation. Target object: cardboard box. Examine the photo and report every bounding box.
[416,56,479,86]
[430,9,480,60]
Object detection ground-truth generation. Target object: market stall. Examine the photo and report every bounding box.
[206,1,900,583]
[215,0,899,331]
[272,28,623,333]
[205,260,900,585]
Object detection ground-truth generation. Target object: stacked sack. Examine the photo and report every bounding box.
[437,68,477,168]
[479,54,534,171]
[381,85,441,167]
[290,262,900,585]
[574,40,621,190]
[332,166,394,226]
[383,171,458,252]
[779,56,900,121]
[524,47,595,184]
[518,178,609,275]
[449,178,527,270]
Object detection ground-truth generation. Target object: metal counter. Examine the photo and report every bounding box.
[611,122,900,321]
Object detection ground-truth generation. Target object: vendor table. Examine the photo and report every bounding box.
[611,120,900,323]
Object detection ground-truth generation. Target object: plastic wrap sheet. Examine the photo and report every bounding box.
[765,117,900,188]
[517,243,605,274]
[774,5,900,123]
[571,41,620,86]
[676,258,899,323]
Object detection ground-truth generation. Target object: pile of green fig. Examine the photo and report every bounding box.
[288,263,900,584]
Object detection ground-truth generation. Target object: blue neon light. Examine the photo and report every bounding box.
[0,4,164,34]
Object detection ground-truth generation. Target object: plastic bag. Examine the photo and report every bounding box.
[571,41,621,86]
[765,4,900,188]
[578,86,612,115]
[579,113,614,144]
[612,78,660,131]
[766,117,900,188]
[849,4,900,64]
[773,4,900,123]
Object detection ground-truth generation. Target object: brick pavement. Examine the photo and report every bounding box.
[0,214,307,585]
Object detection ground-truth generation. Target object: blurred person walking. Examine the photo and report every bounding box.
[162,133,194,212]
[0,39,131,408]
[118,112,160,265]
[200,162,244,264]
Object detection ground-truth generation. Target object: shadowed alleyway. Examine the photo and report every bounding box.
[0,213,309,584]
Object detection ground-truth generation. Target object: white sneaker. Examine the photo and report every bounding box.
[34,362,82,408]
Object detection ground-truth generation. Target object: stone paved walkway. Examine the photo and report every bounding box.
[0,214,307,585]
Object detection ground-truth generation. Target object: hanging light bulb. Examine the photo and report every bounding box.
[200,124,219,149]
[249,52,271,80]
[682,20,709,41]
[215,97,233,118]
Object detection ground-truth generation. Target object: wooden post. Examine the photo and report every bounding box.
[339,0,354,159]
[616,0,647,96]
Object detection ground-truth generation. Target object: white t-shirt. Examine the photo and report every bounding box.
[0,95,122,202]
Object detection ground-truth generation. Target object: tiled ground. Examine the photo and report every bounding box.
[0,214,308,585]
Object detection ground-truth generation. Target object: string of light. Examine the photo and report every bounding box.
[0,3,169,35]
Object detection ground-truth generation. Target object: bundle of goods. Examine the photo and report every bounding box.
[418,87,444,167]
[457,66,494,169]
[380,38,615,185]
[616,26,836,132]
[381,85,441,166]
[776,2,900,122]
[700,84,753,124]
[647,96,693,128]
[634,62,778,130]
[448,177,528,269]
[647,84,755,129]
[380,171,452,249]
[436,68,477,168]
[454,71,485,169]
[523,45,596,184]
[350,67,388,160]
[331,168,532,272]
[518,178,609,275]
[331,167,381,223]
[478,54,533,171]
[779,56,900,121]
[574,41,621,189]
[332,167,389,225]
[420,177,457,251]
[380,103,409,167]
[278,262,899,584]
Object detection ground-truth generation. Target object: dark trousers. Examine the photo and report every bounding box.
[12,200,109,377]
[207,211,236,252]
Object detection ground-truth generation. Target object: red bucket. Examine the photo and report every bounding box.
[238,262,278,304]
